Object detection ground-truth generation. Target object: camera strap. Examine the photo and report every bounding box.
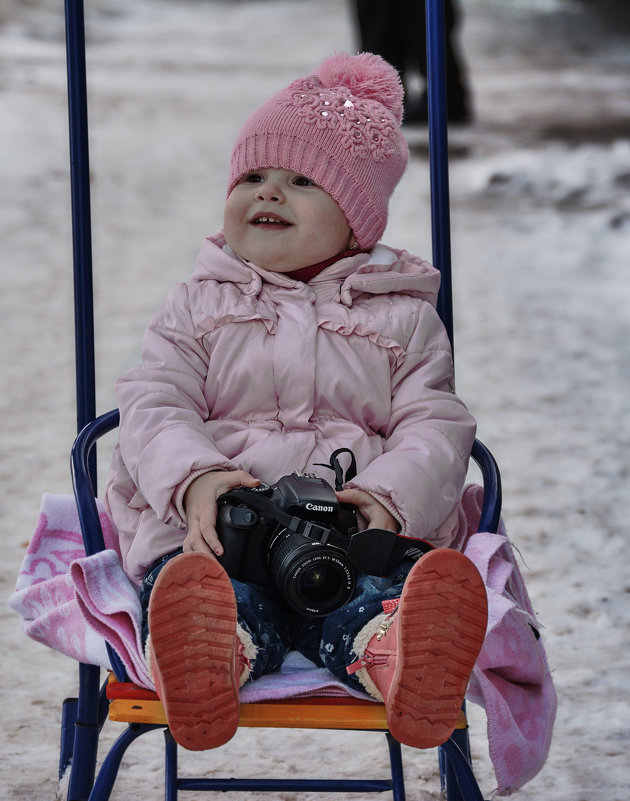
[223,485,434,578]
[222,488,348,550]
[314,448,357,490]
[346,529,434,577]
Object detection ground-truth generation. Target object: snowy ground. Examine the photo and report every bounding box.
[2,0,630,798]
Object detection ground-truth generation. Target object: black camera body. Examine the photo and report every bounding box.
[216,469,432,617]
[217,472,359,617]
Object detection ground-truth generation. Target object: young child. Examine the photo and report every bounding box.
[106,52,488,753]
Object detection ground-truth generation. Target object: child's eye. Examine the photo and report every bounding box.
[293,175,315,187]
[243,173,264,184]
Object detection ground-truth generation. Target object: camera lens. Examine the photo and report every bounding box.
[299,563,340,604]
[268,529,355,617]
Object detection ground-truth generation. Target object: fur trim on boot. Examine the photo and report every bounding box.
[349,611,390,701]
[236,622,257,686]
[348,549,488,749]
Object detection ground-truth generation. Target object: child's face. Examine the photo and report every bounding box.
[224,168,353,273]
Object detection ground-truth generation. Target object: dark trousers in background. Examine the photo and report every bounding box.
[352,0,471,122]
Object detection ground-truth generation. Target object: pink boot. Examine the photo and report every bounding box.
[348,549,488,749]
[147,552,256,751]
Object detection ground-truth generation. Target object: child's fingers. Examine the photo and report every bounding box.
[336,488,398,532]
[183,505,224,556]
[183,470,261,557]
[218,470,261,493]
[200,516,225,556]
[197,511,224,555]
[183,527,210,554]
[336,487,376,519]
[335,487,365,506]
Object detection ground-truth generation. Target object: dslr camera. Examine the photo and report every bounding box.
[216,455,431,617]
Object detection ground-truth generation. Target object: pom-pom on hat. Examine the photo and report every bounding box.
[228,53,408,250]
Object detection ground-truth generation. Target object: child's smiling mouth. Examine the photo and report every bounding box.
[251,214,292,227]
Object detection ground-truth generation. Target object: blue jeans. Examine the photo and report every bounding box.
[140,550,414,693]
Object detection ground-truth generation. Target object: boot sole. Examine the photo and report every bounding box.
[387,549,488,749]
[148,552,239,751]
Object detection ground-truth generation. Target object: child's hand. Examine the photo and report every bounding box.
[335,488,399,533]
[183,470,260,557]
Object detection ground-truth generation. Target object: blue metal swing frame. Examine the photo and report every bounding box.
[60,1,501,799]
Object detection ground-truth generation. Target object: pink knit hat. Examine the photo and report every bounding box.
[227,53,408,250]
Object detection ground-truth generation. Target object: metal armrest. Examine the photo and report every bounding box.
[470,439,502,534]
[71,408,120,557]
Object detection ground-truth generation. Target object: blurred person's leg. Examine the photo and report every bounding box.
[354,0,406,76]
[352,0,471,123]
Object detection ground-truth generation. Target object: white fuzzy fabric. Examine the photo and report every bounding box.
[349,612,389,701]
[144,633,153,680]
[237,622,257,686]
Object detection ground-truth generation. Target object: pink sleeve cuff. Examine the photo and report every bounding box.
[175,468,228,522]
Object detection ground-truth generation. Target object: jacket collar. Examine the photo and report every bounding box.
[191,232,441,309]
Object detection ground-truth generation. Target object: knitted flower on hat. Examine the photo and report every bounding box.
[228,53,408,250]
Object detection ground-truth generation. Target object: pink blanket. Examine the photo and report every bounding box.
[451,492,558,795]
[9,489,556,795]
[9,493,152,686]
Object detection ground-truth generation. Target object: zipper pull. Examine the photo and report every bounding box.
[346,650,389,676]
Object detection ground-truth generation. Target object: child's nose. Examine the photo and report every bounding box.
[256,182,283,202]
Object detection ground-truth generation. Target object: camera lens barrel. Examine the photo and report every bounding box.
[268,528,356,617]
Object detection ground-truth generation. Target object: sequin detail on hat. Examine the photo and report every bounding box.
[286,78,399,163]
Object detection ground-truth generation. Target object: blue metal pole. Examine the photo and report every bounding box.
[425,0,454,353]
[64,4,103,798]
[65,0,97,445]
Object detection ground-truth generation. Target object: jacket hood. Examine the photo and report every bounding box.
[190,232,441,308]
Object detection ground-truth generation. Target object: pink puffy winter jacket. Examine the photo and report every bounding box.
[105,233,476,584]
